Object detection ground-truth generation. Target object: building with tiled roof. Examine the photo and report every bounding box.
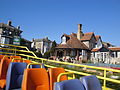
[81,32,94,41]
[31,37,52,55]
[55,24,120,64]
[55,24,94,62]
[109,47,120,51]
[91,46,120,64]
[0,21,22,46]
[57,33,88,50]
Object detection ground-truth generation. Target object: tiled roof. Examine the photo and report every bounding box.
[34,37,52,42]
[92,47,120,52]
[95,35,101,42]
[103,42,114,47]
[109,47,120,51]
[56,44,71,48]
[56,36,89,50]
[0,23,22,32]
[62,34,70,37]
[81,32,94,41]
[62,33,77,38]
[91,48,100,52]
[70,33,77,37]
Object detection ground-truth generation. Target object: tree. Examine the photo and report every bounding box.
[50,40,57,56]
[43,51,51,59]
[34,51,43,58]
[43,41,57,59]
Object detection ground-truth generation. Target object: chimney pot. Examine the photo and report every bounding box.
[77,24,83,40]
[7,20,12,26]
[78,24,82,31]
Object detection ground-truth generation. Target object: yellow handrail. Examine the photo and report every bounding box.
[11,58,25,62]
[0,47,37,57]
[0,44,120,90]
[57,72,75,82]
[1,55,11,60]
[0,43,29,51]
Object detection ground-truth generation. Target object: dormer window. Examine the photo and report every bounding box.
[61,36,66,44]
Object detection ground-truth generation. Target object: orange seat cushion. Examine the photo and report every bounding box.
[10,56,21,60]
[48,68,68,90]
[0,57,11,88]
[24,60,32,64]
[22,68,49,90]
[0,79,6,88]
[0,55,5,62]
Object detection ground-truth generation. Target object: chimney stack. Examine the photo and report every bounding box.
[7,20,12,26]
[77,24,83,40]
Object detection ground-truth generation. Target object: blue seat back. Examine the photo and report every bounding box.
[80,75,102,90]
[29,63,45,68]
[54,79,85,90]
[6,62,27,90]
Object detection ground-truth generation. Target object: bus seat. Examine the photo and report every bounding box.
[24,60,32,64]
[54,79,85,90]
[80,75,102,90]
[22,68,49,90]
[29,63,45,68]
[10,56,22,62]
[48,68,68,90]
[6,62,27,90]
[10,56,21,60]
[0,57,11,88]
[0,55,5,61]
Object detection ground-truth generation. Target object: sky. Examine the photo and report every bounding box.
[0,0,120,46]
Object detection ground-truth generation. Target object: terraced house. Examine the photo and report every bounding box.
[31,37,52,55]
[0,21,22,46]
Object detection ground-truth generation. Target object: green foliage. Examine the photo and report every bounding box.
[50,40,57,56]
[43,51,51,59]
[34,51,43,58]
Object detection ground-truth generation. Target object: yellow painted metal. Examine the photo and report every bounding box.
[17,53,38,58]
[27,63,43,69]
[0,48,36,56]
[11,58,25,62]
[1,44,120,90]
[2,55,10,60]
[41,59,120,73]
[0,43,29,51]
[103,69,107,90]
[57,72,75,82]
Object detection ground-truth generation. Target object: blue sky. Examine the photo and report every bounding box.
[0,0,120,46]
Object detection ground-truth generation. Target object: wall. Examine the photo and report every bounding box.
[83,41,89,48]
[96,39,102,48]
[89,36,96,50]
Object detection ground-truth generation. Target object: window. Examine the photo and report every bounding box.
[1,37,9,46]
[116,52,118,57]
[104,53,106,58]
[111,53,114,58]
[93,52,95,57]
[61,36,66,44]
[101,53,103,60]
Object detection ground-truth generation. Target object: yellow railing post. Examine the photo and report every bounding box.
[103,69,107,90]
[27,56,30,60]
[42,59,44,63]
[72,74,75,79]
[1,43,120,90]
[15,47,16,56]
